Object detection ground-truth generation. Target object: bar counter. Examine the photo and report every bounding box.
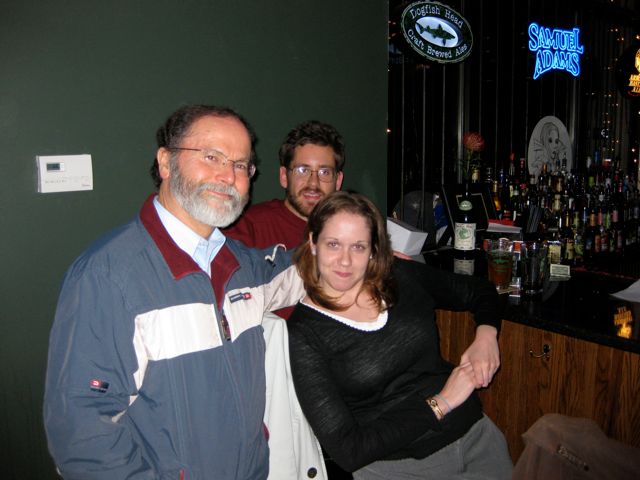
[423,247,640,354]
[425,247,640,461]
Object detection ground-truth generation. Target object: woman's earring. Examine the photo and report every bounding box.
[311,249,316,256]
[369,254,373,259]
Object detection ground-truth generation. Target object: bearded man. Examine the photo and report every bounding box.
[225,120,345,250]
[43,105,305,480]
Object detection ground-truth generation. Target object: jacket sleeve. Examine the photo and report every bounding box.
[43,264,156,480]
[254,246,305,312]
[288,320,442,472]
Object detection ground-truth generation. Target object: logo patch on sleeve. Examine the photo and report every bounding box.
[229,292,252,303]
[89,379,109,393]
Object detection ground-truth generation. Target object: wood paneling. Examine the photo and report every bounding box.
[436,310,640,461]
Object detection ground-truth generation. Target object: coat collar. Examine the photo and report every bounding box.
[139,194,240,307]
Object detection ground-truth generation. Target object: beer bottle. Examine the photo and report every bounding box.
[453,183,476,275]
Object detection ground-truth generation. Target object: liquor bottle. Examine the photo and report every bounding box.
[599,207,610,257]
[519,157,528,187]
[624,189,637,248]
[538,162,550,196]
[501,162,514,222]
[453,183,476,275]
[492,180,503,219]
[610,202,624,256]
[584,206,597,261]
[560,211,575,265]
[511,183,523,226]
[610,181,624,255]
[573,211,584,266]
[593,202,602,258]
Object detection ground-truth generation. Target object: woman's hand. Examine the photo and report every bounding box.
[437,362,477,412]
[460,325,500,388]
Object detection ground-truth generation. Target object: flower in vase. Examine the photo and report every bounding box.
[461,131,485,181]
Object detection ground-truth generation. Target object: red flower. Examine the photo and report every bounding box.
[463,132,485,153]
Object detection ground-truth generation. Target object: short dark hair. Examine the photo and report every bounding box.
[278,120,345,171]
[293,191,396,312]
[150,104,257,188]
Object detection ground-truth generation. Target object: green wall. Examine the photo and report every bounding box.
[0,1,388,477]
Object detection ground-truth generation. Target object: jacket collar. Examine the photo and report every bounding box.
[140,194,240,306]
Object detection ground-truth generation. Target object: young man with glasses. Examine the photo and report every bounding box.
[225,120,345,250]
[43,105,312,480]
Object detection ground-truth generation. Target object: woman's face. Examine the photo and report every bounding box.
[544,125,561,160]
[311,211,372,303]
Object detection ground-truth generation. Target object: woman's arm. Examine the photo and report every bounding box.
[397,260,502,387]
[460,325,500,387]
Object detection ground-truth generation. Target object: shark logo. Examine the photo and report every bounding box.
[400,1,473,63]
[416,22,457,47]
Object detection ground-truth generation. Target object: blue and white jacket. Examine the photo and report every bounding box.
[43,195,305,480]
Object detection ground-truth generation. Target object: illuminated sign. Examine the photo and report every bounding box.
[400,1,473,63]
[629,48,640,95]
[528,22,584,79]
[614,306,634,339]
[615,44,640,98]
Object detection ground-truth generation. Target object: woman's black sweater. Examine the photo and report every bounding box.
[288,259,501,473]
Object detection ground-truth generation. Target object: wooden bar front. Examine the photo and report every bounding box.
[436,310,640,462]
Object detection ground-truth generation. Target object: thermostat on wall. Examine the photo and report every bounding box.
[36,154,93,193]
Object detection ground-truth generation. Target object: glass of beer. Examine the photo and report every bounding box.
[486,238,514,291]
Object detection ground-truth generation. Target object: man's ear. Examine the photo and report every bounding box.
[335,171,344,191]
[157,147,172,180]
[279,166,289,189]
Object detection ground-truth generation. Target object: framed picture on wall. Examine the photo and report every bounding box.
[440,183,496,234]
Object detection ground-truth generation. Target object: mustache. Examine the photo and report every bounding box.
[299,188,323,195]
[197,182,241,201]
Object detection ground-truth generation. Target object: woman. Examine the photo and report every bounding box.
[288,191,512,479]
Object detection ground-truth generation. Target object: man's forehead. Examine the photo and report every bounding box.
[187,115,247,136]
[291,144,337,165]
[185,116,251,154]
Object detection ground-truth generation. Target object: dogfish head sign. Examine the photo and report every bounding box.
[400,1,473,63]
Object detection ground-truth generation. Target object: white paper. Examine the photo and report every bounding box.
[611,279,640,303]
[387,218,428,256]
[487,221,522,234]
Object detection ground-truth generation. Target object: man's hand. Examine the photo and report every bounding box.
[460,325,500,388]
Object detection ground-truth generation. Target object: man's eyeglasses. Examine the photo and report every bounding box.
[169,147,256,179]
[288,166,336,183]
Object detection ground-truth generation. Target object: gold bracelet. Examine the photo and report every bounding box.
[426,397,444,421]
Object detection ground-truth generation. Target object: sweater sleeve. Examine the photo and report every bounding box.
[288,317,443,472]
[396,259,502,331]
[43,266,156,480]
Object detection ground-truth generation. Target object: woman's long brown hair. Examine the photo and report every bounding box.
[293,191,396,312]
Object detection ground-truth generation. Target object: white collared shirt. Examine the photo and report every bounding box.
[153,196,225,277]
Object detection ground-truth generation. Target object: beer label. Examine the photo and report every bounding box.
[454,222,476,250]
[459,200,473,211]
[453,258,475,275]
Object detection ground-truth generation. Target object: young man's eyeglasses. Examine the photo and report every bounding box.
[169,147,256,178]
[288,166,336,183]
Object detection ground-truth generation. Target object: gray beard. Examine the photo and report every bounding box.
[169,159,248,228]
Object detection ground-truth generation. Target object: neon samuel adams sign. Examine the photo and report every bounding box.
[528,22,584,79]
[400,1,473,63]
